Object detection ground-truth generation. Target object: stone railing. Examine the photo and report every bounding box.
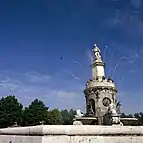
[0,125,143,143]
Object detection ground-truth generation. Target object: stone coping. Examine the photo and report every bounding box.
[0,125,143,136]
[121,118,138,121]
[73,117,97,120]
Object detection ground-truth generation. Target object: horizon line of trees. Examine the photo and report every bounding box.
[0,95,76,128]
[0,95,142,128]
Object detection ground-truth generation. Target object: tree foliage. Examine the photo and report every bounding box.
[61,109,69,125]
[61,109,76,125]
[45,109,63,125]
[21,99,48,126]
[134,112,143,125]
[0,95,23,128]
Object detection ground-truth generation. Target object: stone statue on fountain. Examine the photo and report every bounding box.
[75,109,84,118]
[86,103,94,117]
[108,103,121,125]
[93,44,102,62]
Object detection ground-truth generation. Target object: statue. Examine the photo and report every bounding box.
[75,109,84,118]
[108,103,121,125]
[88,99,95,115]
[87,103,94,116]
[108,103,117,115]
[93,44,102,61]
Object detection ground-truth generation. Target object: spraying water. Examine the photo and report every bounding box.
[73,61,83,69]
[110,45,143,91]
[86,49,93,64]
[106,50,116,77]
[62,70,80,81]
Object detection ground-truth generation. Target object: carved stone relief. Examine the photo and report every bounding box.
[102,97,111,107]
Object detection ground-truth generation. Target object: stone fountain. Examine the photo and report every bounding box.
[73,44,137,126]
[0,44,141,143]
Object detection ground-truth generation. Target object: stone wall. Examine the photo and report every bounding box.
[0,125,143,143]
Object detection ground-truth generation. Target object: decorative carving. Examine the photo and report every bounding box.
[88,99,95,114]
[102,89,106,93]
[112,93,115,103]
[91,90,94,94]
[96,92,100,102]
[73,121,83,125]
[84,86,117,93]
[87,104,94,115]
[102,97,111,107]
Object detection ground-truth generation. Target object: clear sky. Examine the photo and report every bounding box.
[0,0,142,113]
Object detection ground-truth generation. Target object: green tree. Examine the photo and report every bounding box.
[61,109,69,125]
[61,109,76,125]
[45,109,63,125]
[21,99,48,126]
[120,113,127,118]
[134,112,143,125]
[134,112,140,119]
[68,109,76,124]
[0,95,23,128]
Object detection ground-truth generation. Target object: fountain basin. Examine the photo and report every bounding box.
[73,117,97,125]
[121,118,138,125]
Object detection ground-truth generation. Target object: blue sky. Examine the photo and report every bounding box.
[0,0,143,113]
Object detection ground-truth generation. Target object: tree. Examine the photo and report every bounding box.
[45,109,63,125]
[68,109,76,124]
[61,109,69,125]
[134,112,143,125]
[21,99,48,126]
[61,109,76,125]
[134,112,140,119]
[0,95,23,128]
[120,113,127,118]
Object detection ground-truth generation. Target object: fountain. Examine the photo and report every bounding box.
[0,44,141,143]
[73,44,137,126]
